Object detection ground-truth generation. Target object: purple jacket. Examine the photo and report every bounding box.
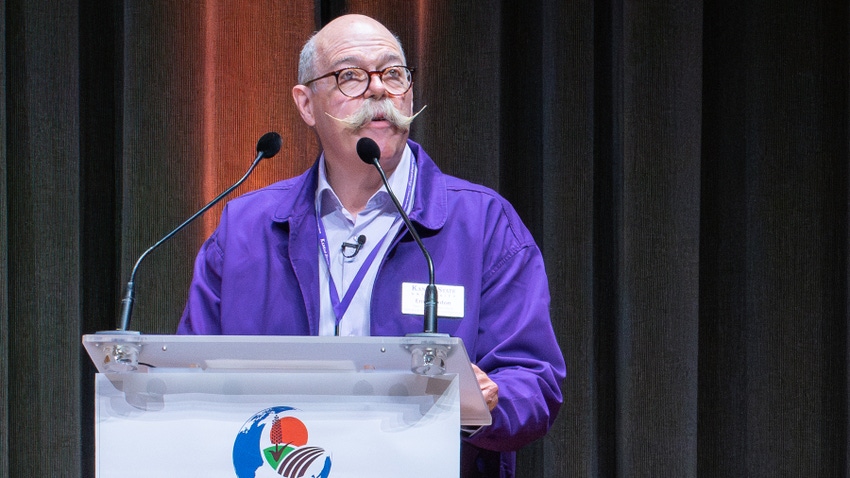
[178,140,566,477]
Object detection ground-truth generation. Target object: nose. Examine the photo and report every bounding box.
[363,71,387,99]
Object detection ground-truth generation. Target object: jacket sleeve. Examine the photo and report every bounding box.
[464,243,566,452]
[177,230,225,335]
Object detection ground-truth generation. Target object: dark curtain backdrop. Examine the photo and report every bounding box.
[2,0,848,476]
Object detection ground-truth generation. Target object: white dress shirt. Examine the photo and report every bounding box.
[315,145,416,336]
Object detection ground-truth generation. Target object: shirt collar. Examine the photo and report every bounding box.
[273,140,444,231]
[316,144,415,217]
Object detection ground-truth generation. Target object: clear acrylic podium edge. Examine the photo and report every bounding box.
[82,333,492,427]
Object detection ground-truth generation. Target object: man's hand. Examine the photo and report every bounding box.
[472,364,499,411]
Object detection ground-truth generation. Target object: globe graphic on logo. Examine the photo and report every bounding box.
[233,406,332,478]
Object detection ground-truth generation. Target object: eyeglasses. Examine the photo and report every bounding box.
[303,66,415,98]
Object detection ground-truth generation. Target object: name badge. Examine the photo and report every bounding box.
[401,282,465,318]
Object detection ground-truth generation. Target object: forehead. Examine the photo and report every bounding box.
[316,19,405,69]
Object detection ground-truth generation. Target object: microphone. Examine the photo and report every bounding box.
[341,234,367,258]
[356,137,439,334]
[114,132,283,332]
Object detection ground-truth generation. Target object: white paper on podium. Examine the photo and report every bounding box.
[95,372,460,478]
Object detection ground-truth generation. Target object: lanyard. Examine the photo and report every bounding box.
[317,156,417,334]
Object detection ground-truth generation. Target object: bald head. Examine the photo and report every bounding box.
[298,14,406,85]
[290,13,415,200]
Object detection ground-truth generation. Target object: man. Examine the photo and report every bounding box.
[178,14,565,477]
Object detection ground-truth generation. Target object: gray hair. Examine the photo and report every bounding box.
[297,33,320,86]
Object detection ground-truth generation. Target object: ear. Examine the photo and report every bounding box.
[292,85,317,127]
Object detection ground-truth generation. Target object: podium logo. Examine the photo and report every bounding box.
[233,406,332,478]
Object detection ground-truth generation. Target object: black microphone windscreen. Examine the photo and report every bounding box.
[256,132,283,158]
[356,137,381,164]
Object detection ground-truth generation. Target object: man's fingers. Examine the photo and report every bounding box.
[472,364,499,411]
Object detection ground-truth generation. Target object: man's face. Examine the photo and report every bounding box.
[294,16,414,174]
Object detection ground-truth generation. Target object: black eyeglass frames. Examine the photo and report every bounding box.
[303,66,415,97]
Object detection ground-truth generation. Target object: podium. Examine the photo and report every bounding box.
[83,333,491,477]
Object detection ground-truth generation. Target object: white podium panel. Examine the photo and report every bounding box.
[84,334,492,478]
[95,371,459,477]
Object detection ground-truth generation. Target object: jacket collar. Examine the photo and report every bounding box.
[272,140,447,232]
